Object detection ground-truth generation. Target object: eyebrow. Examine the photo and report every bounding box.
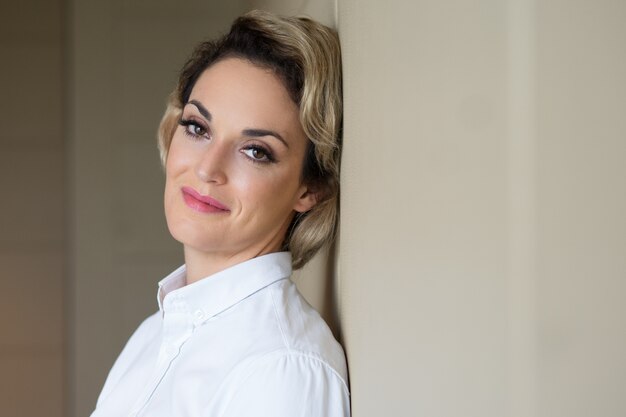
[186,100,288,148]
[242,129,289,148]
[188,100,211,121]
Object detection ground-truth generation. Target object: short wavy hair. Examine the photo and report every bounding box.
[157,10,342,269]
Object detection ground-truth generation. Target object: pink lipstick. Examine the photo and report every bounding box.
[181,186,230,213]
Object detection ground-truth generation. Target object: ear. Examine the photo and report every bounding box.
[293,184,320,213]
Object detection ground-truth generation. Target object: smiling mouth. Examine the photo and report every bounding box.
[181,186,230,213]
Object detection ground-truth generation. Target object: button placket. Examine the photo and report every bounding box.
[135,299,194,416]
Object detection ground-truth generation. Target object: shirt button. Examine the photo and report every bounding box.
[194,310,204,320]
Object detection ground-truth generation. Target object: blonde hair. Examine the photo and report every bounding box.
[157,10,342,269]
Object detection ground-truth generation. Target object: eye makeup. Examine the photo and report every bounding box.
[180,102,282,165]
[241,143,276,164]
[179,118,211,141]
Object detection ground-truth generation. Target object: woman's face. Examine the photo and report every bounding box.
[164,58,316,260]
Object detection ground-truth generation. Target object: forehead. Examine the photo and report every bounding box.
[188,58,301,131]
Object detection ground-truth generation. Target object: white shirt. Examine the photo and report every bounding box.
[91,252,350,417]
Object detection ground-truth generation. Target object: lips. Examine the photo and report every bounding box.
[181,186,230,213]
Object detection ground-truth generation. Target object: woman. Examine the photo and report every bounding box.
[90,10,348,417]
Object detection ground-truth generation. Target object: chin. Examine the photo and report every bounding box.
[166,216,201,245]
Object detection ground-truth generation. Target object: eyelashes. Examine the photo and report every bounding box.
[179,118,210,140]
[178,118,276,164]
[241,145,276,163]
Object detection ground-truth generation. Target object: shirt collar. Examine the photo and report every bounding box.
[157,252,292,326]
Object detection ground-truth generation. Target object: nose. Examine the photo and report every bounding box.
[195,141,228,185]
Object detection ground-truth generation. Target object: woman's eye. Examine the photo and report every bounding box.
[188,124,206,136]
[179,119,210,139]
[242,146,274,163]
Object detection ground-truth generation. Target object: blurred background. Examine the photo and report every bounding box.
[0,0,624,416]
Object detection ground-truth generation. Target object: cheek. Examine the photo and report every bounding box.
[164,137,190,209]
[234,167,302,214]
[166,137,188,176]
[165,134,204,186]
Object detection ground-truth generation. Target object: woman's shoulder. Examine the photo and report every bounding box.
[218,348,350,417]
[210,341,350,417]
[217,277,348,382]
[262,279,348,380]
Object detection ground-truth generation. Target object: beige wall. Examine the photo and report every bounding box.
[335,0,626,416]
[338,1,509,415]
[0,1,65,416]
[536,2,626,415]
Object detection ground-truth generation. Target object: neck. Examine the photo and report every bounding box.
[183,242,283,285]
[183,248,243,285]
[182,217,294,285]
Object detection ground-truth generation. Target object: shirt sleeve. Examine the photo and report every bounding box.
[219,352,350,417]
